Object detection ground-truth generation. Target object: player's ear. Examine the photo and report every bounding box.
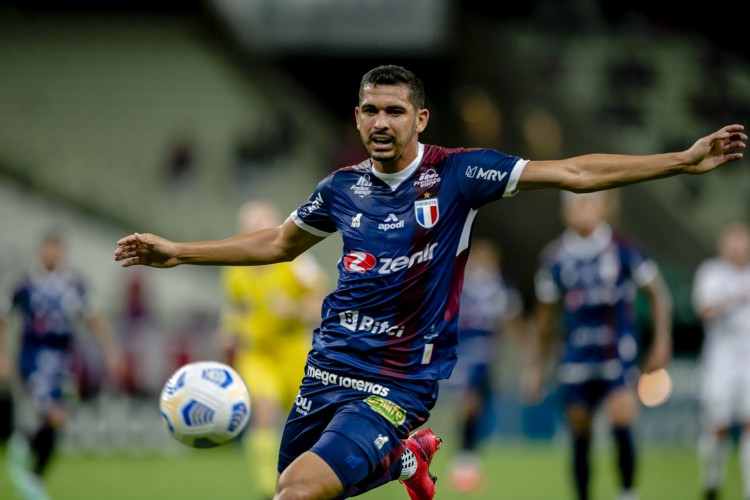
[355,106,361,130]
[415,108,429,134]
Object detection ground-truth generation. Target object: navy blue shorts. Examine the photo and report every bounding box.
[559,363,639,409]
[278,362,439,494]
[20,348,72,411]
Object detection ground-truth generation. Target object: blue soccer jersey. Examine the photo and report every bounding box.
[2,268,93,370]
[534,223,659,385]
[291,143,527,382]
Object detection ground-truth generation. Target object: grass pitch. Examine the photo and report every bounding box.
[0,438,741,499]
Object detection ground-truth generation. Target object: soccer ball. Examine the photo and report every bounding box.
[159,361,251,448]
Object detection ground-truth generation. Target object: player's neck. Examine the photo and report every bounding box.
[372,142,419,174]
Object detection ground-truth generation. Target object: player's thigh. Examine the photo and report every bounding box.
[309,400,407,494]
[605,385,638,427]
[701,365,736,430]
[276,451,344,500]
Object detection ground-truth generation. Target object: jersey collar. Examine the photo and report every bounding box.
[369,143,424,190]
[561,222,613,258]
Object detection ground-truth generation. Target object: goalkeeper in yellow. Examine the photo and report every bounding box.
[219,200,326,500]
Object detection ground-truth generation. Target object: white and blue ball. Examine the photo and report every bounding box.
[159,361,251,448]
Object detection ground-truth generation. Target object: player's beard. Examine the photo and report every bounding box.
[366,129,414,167]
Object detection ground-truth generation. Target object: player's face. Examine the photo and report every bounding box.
[355,83,429,172]
[562,194,606,236]
[719,224,750,267]
[39,239,64,271]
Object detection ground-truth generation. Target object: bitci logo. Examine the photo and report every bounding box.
[343,251,377,273]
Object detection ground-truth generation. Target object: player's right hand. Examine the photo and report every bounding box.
[114,232,180,268]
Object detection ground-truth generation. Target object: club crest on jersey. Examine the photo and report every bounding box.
[414,198,439,229]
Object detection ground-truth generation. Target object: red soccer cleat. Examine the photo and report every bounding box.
[400,428,442,500]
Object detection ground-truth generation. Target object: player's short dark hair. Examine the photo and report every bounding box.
[359,65,425,110]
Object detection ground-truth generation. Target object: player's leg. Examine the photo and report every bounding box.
[450,361,490,493]
[566,403,594,500]
[8,354,67,500]
[276,373,439,499]
[699,364,733,499]
[604,386,639,500]
[737,367,750,500]
[236,351,283,500]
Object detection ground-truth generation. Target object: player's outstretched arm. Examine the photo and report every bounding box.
[114,217,325,268]
[518,124,746,192]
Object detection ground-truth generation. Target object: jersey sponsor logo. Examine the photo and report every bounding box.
[378,242,438,275]
[339,310,405,337]
[351,173,372,196]
[298,192,324,217]
[343,251,377,273]
[413,168,441,188]
[414,199,439,228]
[294,392,312,416]
[465,165,508,182]
[378,213,405,231]
[351,213,362,228]
[364,395,407,427]
[305,365,391,397]
[343,243,438,275]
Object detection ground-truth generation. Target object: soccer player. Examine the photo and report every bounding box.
[114,65,745,500]
[446,238,525,493]
[524,191,674,500]
[0,231,123,500]
[692,221,750,500]
[219,200,326,500]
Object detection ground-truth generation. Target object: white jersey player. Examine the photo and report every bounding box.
[693,221,750,500]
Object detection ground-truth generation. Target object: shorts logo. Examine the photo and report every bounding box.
[364,395,406,427]
[295,393,312,416]
[374,434,390,450]
[343,251,377,273]
[414,199,439,229]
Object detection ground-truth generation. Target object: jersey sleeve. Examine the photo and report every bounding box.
[453,149,528,208]
[622,242,659,287]
[534,260,560,304]
[290,174,338,237]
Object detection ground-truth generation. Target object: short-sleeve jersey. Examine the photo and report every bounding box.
[457,269,523,365]
[291,143,527,381]
[534,223,658,368]
[692,257,750,365]
[220,257,320,353]
[1,267,95,354]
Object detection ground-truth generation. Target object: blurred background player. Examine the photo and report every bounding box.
[0,230,123,500]
[218,200,326,500]
[446,238,525,493]
[524,191,673,500]
[692,221,750,500]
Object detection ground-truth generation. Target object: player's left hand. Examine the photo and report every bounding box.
[683,124,746,175]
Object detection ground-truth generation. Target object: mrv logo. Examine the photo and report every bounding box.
[465,165,508,182]
[339,310,405,338]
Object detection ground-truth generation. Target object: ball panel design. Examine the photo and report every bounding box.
[158,361,251,448]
